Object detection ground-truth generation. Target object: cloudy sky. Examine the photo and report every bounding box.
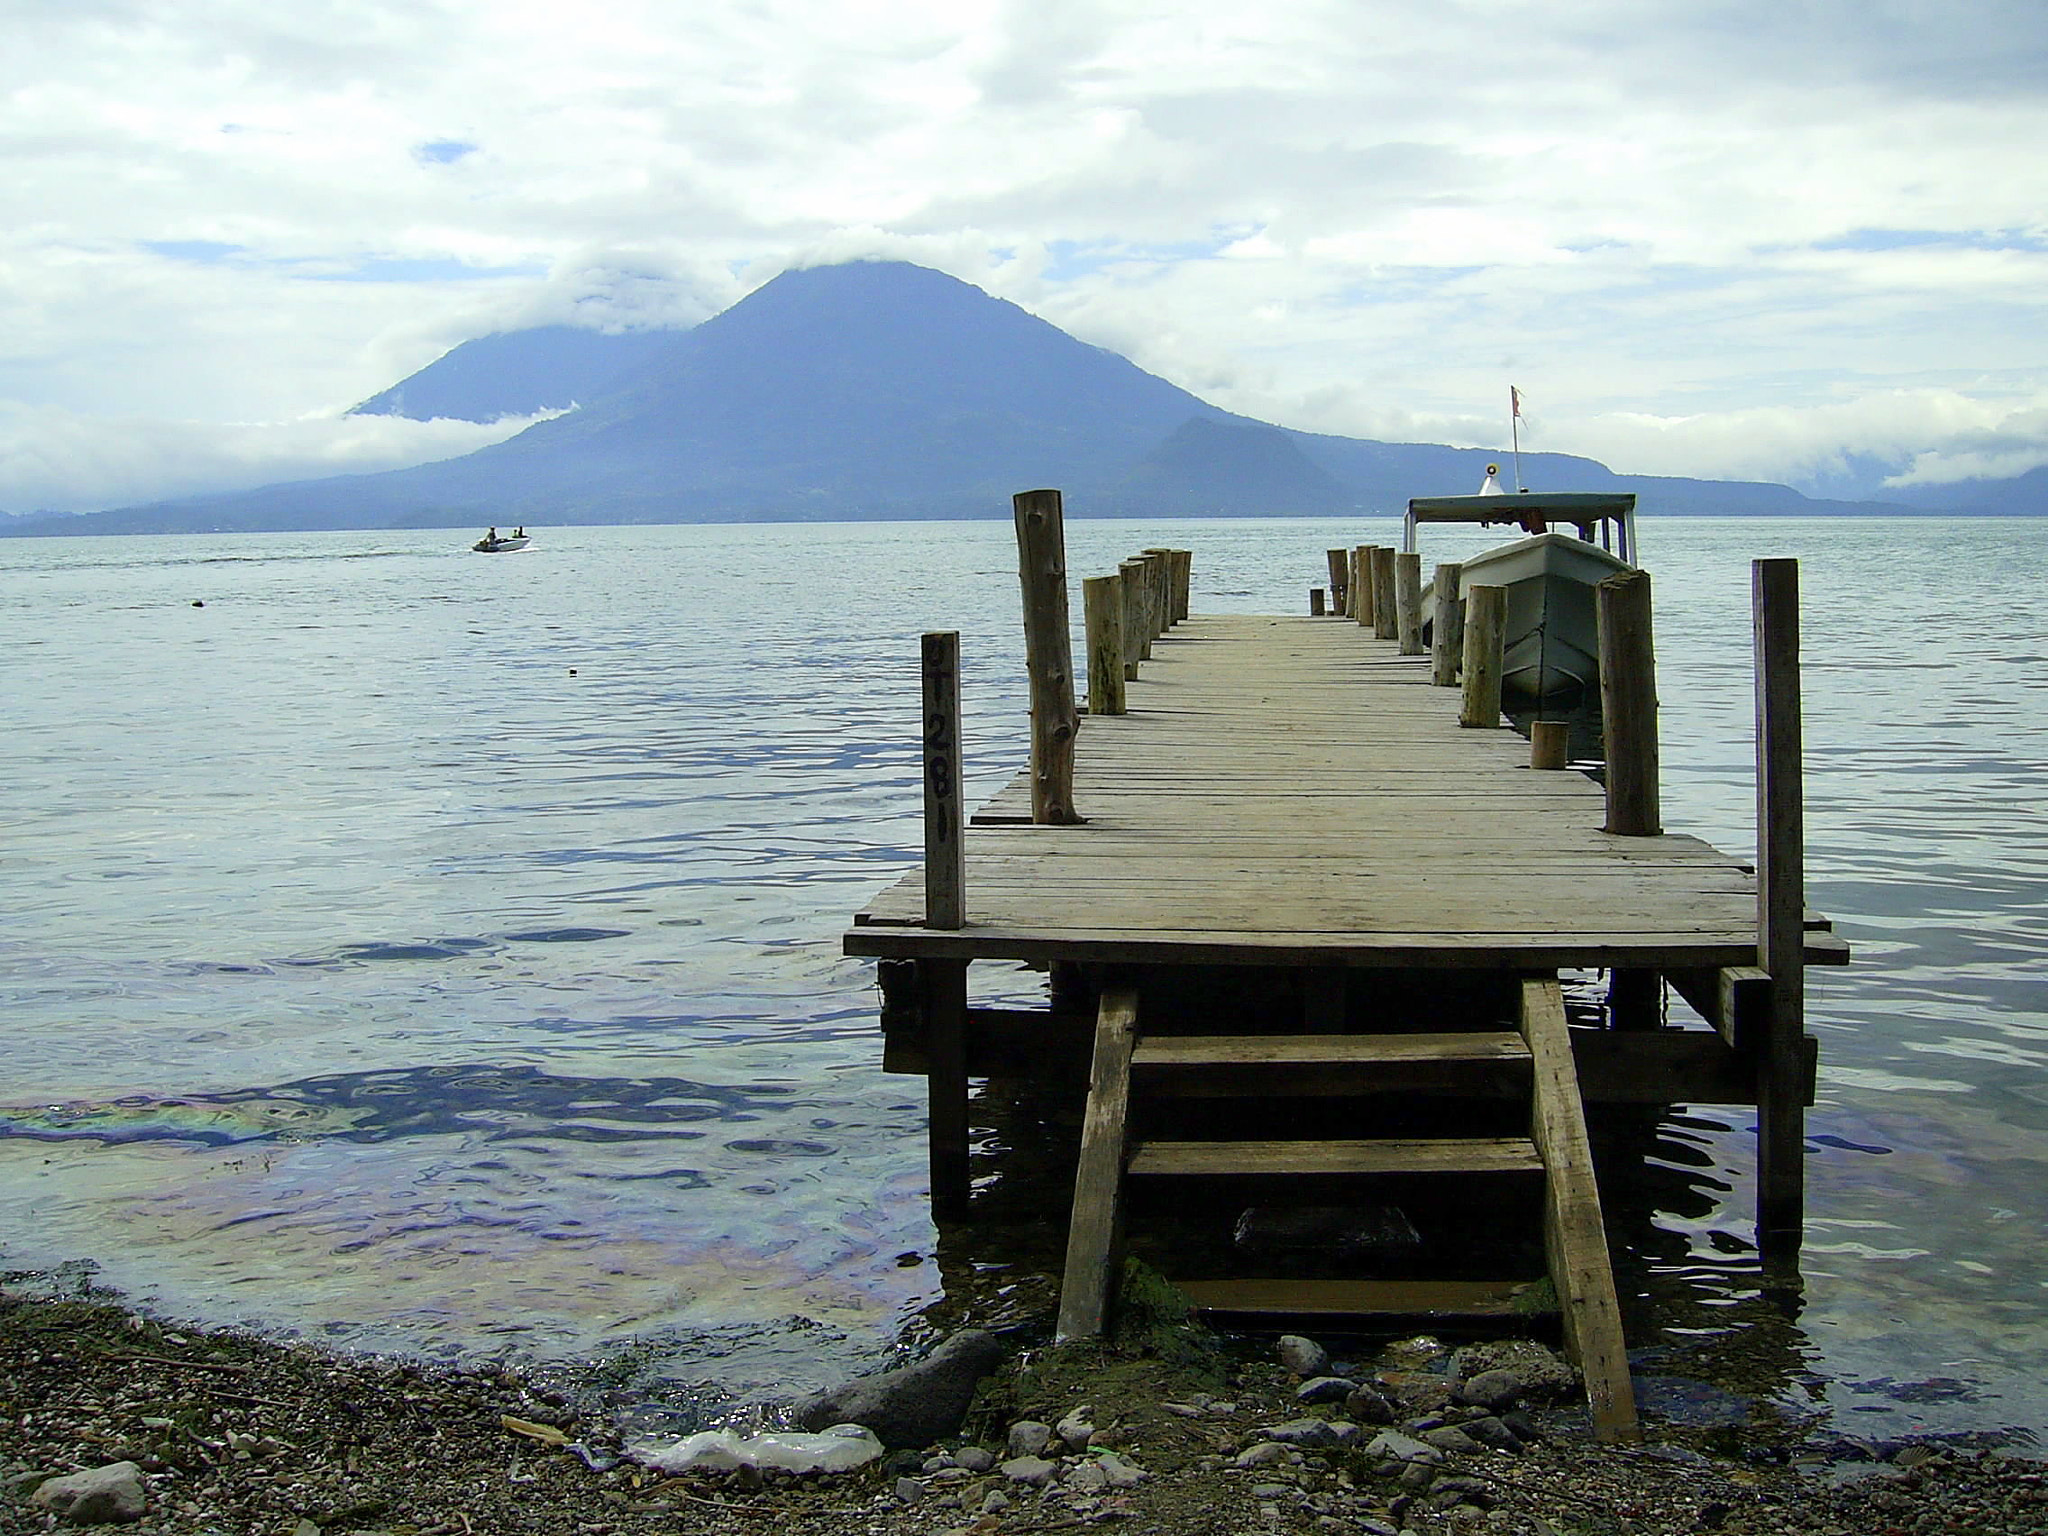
[5,0,2045,513]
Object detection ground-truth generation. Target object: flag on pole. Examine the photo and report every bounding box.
[1511,385,1523,419]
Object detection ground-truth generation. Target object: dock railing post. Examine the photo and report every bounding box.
[1083,574,1127,716]
[1394,551,1424,655]
[1326,549,1349,615]
[1597,569,1661,835]
[1459,583,1506,728]
[1013,488,1083,825]
[1371,547,1398,641]
[1754,557,1806,1259]
[921,631,966,928]
[1431,561,1464,686]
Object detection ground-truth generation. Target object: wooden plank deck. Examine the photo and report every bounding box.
[845,614,1775,974]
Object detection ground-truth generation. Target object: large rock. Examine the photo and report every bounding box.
[31,1462,147,1525]
[794,1330,1008,1450]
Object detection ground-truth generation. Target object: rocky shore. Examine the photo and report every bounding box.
[5,1278,2046,1536]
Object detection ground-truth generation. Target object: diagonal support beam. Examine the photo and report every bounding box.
[1520,977,1640,1442]
[1055,987,1140,1343]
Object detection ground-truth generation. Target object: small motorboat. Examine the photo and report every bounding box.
[472,527,530,553]
[1408,479,1638,710]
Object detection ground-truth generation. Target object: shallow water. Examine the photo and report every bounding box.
[2,517,2044,1436]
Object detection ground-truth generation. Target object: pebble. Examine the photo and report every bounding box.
[1278,1335,1332,1379]
[1263,1418,1344,1448]
[998,1455,1057,1487]
[1006,1421,1053,1458]
[953,1445,996,1473]
[1235,1442,1293,1469]
[1366,1430,1444,1465]
[1296,1376,1357,1405]
[893,1477,924,1505]
[1055,1407,1096,1450]
[31,1461,148,1525]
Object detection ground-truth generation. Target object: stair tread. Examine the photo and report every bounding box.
[1175,1277,1552,1319]
[1128,1136,1543,1177]
[1134,1031,1531,1068]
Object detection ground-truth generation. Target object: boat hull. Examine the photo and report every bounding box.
[471,536,529,552]
[1453,533,1630,710]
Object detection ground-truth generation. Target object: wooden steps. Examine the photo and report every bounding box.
[1054,977,1641,1443]
[1128,1136,1543,1178]
[1175,1278,1551,1322]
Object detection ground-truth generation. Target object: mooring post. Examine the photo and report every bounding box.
[1597,569,1660,835]
[1013,488,1083,825]
[1170,549,1191,623]
[1147,551,1172,638]
[1326,549,1349,615]
[1530,719,1569,769]
[1371,547,1398,641]
[1309,587,1326,616]
[1351,546,1372,625]
[1394,551,1424,655]
[1459,583,1506,727]
[1431,561,1464,686]
[1754,557,1806,1259]
[921,631,966,928]
[1118,559,1146,675]
[1083,574,1127,716]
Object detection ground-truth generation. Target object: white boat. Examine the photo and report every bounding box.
[472,528,530,553]
[1407,486,1638,710]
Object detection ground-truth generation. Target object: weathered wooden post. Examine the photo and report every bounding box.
[1460,583,1506,728]
[1351,546,1372,625]
[1309,588,1326,616]
[1170,549,1191,623]
[1371,547,1398,641]
[1431,561,1464,686]
[921,631,966,928]
[917,630,971,1217]
[1118,558,1146,675]
[1597,569,1660,835]
[1013,489,1083,825]
[1083,574,1127,716]
[1326,549,1349,615]
[1146,551,1172,638]
[1754,557,1806,1257]
[1394,551,1424,655]
[1530,720,1569,769]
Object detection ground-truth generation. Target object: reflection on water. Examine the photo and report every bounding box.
[3,517,2048,1438]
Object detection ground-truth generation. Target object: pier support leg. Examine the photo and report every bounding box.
[1056,987,1140,1343]
[1607,969,1661,1030]
[921,958,972,1222]
[1754,558,1806,1263]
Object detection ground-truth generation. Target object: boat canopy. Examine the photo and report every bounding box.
[1404,491,1638,565]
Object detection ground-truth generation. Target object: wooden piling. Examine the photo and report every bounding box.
[1352,546,1372,625]
[1326,549,1349,615]
[1431,562,1464,687]
[1530,719,1569,770]
[1013,488,1083,825]
[1119,559,1147,675]
[1459,583,1506,728]
[1753,557,1806,1254]
[921,957,971,1220]
[1309,588,1326,617]
[1371,546,1398,641]
[1170,549,1191,623]
[1394,551,1424,656]
[920,631,966,928]
[1597,569,1660,836]
[1083,574,1127,716]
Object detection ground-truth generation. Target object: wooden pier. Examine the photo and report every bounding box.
[844,496,1845,1442]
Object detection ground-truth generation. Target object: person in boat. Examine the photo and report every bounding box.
[487,526,498,542]
[512,527,524,538]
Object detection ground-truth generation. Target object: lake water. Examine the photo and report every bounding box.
[3,516,2045,1441]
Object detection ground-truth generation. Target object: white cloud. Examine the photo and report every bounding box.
[2,0,2045,506]
[0,404,554,516]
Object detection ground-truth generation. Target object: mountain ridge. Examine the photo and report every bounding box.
[6,260,2024,535]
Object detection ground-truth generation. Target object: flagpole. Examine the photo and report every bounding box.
[1510,386,1526,492]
